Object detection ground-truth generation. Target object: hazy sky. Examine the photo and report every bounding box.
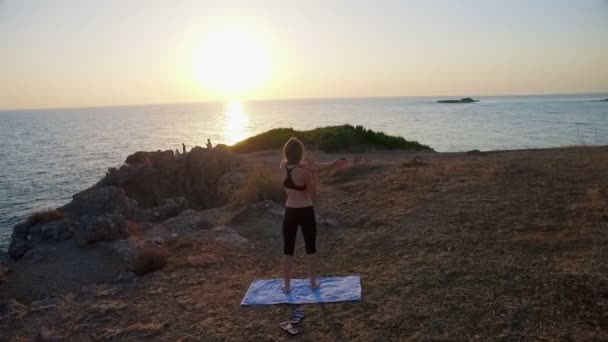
[1,0,607,109]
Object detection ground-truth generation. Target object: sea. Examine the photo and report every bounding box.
[1,94,607,251]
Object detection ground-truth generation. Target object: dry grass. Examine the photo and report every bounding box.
[232,163,285,204]
[3,146,608,341]
[26,209,65,228]
[311,147,608,340]
[571,185,608,235]
[583,186,605,216]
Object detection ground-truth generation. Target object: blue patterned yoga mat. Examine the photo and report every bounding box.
[240,275,361,305]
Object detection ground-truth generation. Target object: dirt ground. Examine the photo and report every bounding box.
[2,146,608,341]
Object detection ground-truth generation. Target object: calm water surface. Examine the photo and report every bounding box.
[1,95,607,250]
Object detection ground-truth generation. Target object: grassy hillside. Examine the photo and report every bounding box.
[230,124,433,153]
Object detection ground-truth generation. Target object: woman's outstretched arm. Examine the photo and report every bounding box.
[303,158,349,171]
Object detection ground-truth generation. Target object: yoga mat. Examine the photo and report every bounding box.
[240,275,361,305]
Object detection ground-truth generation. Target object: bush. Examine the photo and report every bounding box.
[233,163,285,204]
[230,124,433,153]
[26,209,65,228]
[134,245,169,275]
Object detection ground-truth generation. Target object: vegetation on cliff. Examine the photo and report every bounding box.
[229,124,433,153]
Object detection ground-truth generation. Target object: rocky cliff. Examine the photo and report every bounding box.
[8,146,247,260]
[2,145,261,308]
[100,145,240,209]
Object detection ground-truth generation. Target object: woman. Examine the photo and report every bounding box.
[280,137,348,293]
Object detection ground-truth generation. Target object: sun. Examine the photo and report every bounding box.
[194,29,271,97]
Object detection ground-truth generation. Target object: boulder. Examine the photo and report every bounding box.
[9,219,78,259]
[156,197,187,218]
[161,210,214,231]
[103,238,143,271]
[125,150,176,166]
[74,214,129,245]
[60,186,139,219]
[23,247,55,263]
[9,222,32,259]
[211,226,248,246]
[9,213,132,260]
[113,271,136,283]
[28,219,77,242]
[138,197,188,222]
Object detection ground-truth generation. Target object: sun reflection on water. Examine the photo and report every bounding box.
[223,100,251,145]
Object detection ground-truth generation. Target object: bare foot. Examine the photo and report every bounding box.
[310,280,320,291]
[282,283,291,294]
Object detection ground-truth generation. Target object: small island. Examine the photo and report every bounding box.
[437,97,479,104]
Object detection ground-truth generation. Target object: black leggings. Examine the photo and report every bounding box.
[282,206,317,255]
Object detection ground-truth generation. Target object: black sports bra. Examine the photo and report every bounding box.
[283,165,307,191]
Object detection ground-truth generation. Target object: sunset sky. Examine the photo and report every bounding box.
[1,0,607,109]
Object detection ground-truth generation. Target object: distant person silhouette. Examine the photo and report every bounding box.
[182,143,186,154]
[206,139,213,149]
[175,149,180,157]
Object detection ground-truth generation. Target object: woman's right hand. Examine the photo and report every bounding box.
[331,158,350,169]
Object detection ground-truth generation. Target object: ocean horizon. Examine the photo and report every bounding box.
[1,93,607,250]
[4,92,607,112]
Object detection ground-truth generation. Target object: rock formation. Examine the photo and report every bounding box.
[437,97,479,103]
[7,146,244,263]
[100,145,239,209]
[73,214,129,246]
[3,145,261,307]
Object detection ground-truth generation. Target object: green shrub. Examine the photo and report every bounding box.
[230,124,433,153]
[233,163,285,204]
